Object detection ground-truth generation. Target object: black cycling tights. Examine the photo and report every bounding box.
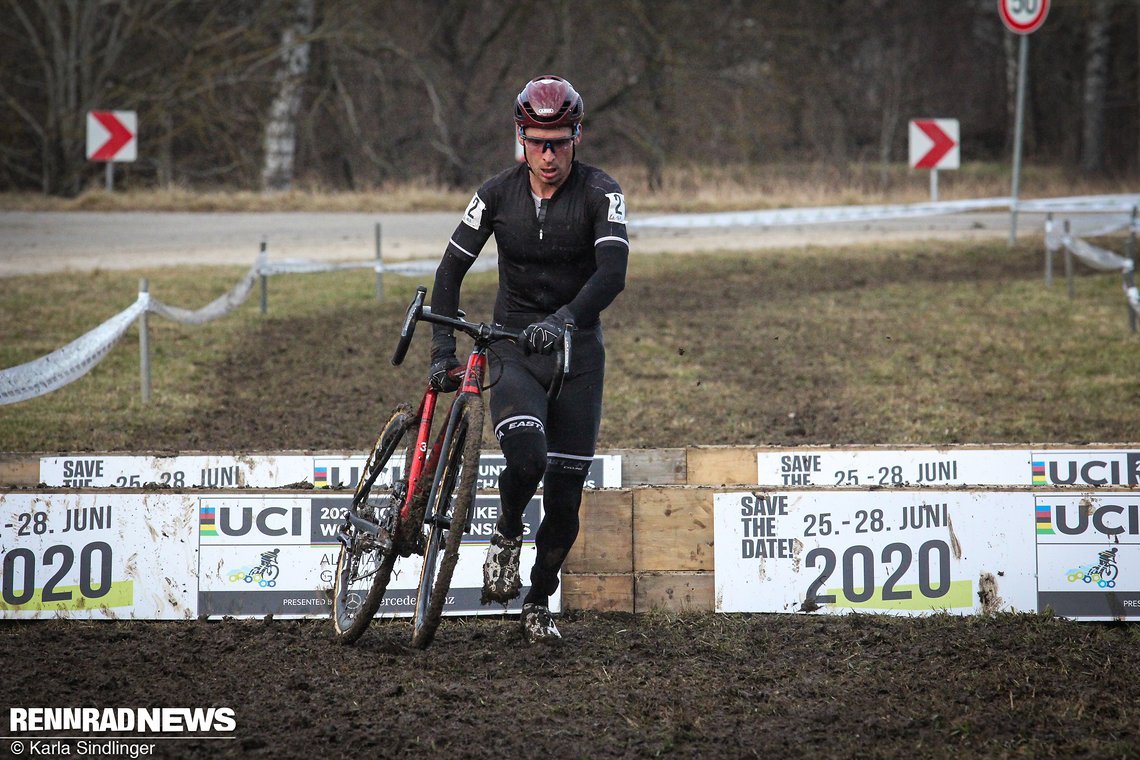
[496,430,587,607]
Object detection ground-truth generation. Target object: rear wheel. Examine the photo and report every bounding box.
[332,405,416,644]
[411,396,484,649]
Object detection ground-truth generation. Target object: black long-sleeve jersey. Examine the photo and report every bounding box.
[431,160,629,331]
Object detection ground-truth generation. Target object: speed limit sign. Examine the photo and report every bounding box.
[999,0,1049,35]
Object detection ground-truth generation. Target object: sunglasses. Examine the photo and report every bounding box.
[519,133,576,153]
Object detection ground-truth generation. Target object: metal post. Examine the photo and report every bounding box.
[1064,220,1074,299]
[1009,34,1029,247]
[375,222,383,302]
[139,278,151,404]
[105,163,114,192]
[1127,265,1137,333]
[259,240,268,315]
[1129,206,1138,261]
[1129,207,1138,332]
[1044,213,1053,286]
[929,169,939,202]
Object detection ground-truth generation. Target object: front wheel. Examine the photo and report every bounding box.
[332,404,416,644]
[411,395,484,649]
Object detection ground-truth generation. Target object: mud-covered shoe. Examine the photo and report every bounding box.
[521,603,562,645]
[481,529,522,604]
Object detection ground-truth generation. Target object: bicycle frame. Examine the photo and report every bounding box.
[399,347,491,538]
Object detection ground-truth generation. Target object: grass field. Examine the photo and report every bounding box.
[2,238,1138,452]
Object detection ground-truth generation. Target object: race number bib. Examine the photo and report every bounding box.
[606,193,626,224]
[462,193,487,230]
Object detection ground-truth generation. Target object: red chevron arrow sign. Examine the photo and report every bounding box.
[86,110,137,162]
[908,119,959,170]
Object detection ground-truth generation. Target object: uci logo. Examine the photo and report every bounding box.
[1050,502,1140,536]
[213,506,304,537]
[1035,453,1140,486]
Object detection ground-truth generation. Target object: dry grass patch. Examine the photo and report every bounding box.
[3,163,1132,214]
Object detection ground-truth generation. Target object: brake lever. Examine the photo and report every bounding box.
[547,322,574,401]
[562,322,574,377]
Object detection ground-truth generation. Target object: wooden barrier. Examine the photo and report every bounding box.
[686,446,759,486]
[563,489,635,611]
[0,454,38,486]
[563,487,719,613]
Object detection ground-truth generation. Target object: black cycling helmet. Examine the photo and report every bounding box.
[514,75,584,131]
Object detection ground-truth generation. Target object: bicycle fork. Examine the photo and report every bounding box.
[423,394,476,534]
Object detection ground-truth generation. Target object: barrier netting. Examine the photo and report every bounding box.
[626,193,1140,230]
[0,249,495,405]
[3,194,1137,405]
[1044,211,1140,320]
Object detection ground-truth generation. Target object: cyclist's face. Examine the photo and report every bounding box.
[519,126,578,194]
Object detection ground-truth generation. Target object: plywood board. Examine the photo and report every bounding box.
[635,572,715,612]
[633,488,715,572]
[562,573,634,612]
[564,489,633,574]
[687,447,759,486]
[0,455,38,486]
[611,448,686,486]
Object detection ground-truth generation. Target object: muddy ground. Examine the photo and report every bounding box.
[4,610,1139,758]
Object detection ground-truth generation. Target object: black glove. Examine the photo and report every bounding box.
[429,331,461,392]
[521,314,564,356]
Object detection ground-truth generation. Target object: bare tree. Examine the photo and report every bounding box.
[1080,0,1113,174]
[262,0,316,191]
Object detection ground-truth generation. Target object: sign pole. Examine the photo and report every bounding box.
[930,168,939,202]
[999,0,1049,246]
[105,163,114,192]
[374,222,383,302]
[139,278,151,404]
[1009,33,1029,247]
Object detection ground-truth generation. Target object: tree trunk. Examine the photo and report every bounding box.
[877,46,902,189]
[261,0,316,192]
[1080,0,1112,174]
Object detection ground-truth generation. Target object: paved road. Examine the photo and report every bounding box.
[0,209,1045,277]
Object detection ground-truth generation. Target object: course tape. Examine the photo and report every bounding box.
[628,197,1010,230]
[629,193,1140,230]
[146,255,262,326]
[1044,214,1140,320]
[0,251,497,405]
[0,295,146,405]
[1046,229,1130,272]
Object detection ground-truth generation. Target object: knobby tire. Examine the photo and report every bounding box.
[410,395,484,649]
[332,404,416,644]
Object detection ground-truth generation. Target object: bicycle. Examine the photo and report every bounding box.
[331,285,571,648]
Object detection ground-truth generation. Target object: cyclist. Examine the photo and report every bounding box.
[428,74,628,644]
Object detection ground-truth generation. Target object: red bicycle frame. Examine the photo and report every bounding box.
[397,350,490,529]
